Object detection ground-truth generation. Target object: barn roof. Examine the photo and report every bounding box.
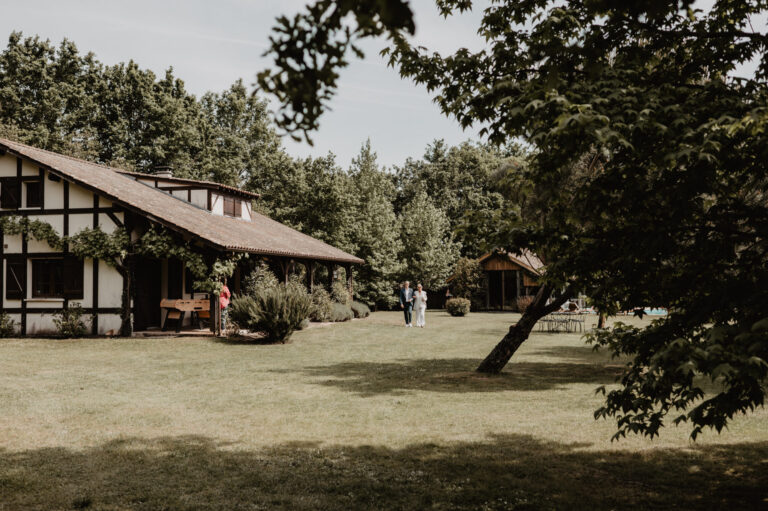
[0,138,362,264]
[477,250,544,275]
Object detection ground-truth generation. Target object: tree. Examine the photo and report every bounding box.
[258,1,768,439]
[450,257,484,305]
[346,140,403,308]
[399,191,461,289]
[395,140,520,258]
[0,32,286,189]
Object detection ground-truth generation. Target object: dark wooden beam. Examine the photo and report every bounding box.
[501,269,506,311]
[92,193,99,335]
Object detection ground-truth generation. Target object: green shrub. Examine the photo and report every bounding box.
[296,318,310,330]
[253,286,312,343]
[0,312,17,337]
[350,301,370,318]
[331,280,350,305]
[53,303,88,337]
[515,296,534,313]
[228,295,261,330]
[309,287,333,322]
[243,263,279,297]
[446,297,471,317]
[329,302,354,322]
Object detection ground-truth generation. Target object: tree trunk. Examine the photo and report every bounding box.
[476,284,569,374]
[597,312,606,329]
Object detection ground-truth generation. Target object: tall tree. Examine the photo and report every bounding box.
[259,1,768,439]
[399,190,461,289]
[395,140,519,257]
[0,32,285,188]
[346,141,403,308]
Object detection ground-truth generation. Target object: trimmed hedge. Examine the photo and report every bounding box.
[350,301,370,318]
[446,297,471,317]
[330,302,354,322]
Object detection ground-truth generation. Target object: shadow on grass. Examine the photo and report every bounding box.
[1,434,765,510]
[273,358,624,396]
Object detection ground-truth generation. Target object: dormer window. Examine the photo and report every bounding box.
[223,196,242,217]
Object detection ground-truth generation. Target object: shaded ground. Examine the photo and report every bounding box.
[273,358,625,395]
[2,435,766,510]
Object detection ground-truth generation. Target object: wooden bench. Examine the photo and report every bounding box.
[160,298,210,332]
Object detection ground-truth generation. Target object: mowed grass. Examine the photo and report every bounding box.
[0,311,766,510]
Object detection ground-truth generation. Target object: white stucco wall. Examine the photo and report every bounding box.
[0,154,15,177]
[190,189,207,209]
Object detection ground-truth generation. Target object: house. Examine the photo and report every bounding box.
[0,138,362,335]
[449,250,543,310]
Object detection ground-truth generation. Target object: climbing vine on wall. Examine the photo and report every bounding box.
[0,215,243,294]
[0,216,65,250]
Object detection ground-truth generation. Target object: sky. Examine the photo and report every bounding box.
[0,0,491,169]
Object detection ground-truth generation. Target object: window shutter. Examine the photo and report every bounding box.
[1,178,20,209]
[223,196,235,217]
[26,181,42,208]
[62,257,83,299]
[6,257,25,299]
[234,199,242,217]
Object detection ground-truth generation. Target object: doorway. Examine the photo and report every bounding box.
[133,257,162,331]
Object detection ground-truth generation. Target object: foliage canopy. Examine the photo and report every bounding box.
[260,0,768,439]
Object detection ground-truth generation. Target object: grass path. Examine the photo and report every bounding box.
[0,311,766,509]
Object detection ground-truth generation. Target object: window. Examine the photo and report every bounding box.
[5,257,25,299]
[223,196,241,217]
[25,180,42,208]
[0,178,20,209]
[31,257,83,299]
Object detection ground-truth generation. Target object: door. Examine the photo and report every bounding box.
[133,257,162,331]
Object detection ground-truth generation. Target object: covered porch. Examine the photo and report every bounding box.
[132,253,356,335]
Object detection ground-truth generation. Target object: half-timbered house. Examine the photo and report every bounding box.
[0,138,362,335]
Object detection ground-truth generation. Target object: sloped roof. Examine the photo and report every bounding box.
[477,250,544,275]
[116,169,261,200]
[0,138,362,264]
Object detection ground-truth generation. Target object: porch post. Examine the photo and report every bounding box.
[327,263,335,290]
[501,270,506,311]
[307,261,315,291]
[516,270,521,300]
[485,271,490,310]
[344,263,353,299]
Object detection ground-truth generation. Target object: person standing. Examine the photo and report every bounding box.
[413,283,428,328]
[399,280,414,327]
[219,282,231,333]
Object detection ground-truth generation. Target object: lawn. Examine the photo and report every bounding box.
[0,311,766,510]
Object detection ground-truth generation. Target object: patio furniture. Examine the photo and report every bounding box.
[160,298,210,332]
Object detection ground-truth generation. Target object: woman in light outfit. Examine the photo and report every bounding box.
[413,283,428,328]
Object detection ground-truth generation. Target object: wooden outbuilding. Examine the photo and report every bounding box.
[476,251,543,310]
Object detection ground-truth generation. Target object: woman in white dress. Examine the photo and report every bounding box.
[413,283,428,328]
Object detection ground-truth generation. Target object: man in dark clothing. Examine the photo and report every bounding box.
[399,281,414,327]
